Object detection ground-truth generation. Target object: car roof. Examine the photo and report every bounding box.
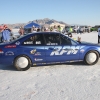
[31,31,60,34]
[23,32,61,37]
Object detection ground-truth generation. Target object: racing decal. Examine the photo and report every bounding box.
[36,41,41,44]
[47,43,58,45]
[34,52,41,56]
[15,41,20,45]
[34,58,43,61]
[24,41,33,44]
[50,49,78,56]
[30,49,36,54]
[5,51,14,56]
[80,49,85,53]
[5,45,16,48]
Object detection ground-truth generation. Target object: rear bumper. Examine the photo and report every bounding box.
[0,55,14,64]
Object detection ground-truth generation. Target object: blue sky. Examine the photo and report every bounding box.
[0,0,100,26]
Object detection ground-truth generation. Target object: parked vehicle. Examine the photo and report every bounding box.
[0,32,100,71]
[90,25,99,32]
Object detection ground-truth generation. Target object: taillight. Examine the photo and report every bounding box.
[0,49,3,53]
[5,45,16,48]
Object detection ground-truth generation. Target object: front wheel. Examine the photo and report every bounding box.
[14,55,32,71]
[84,51,99,65]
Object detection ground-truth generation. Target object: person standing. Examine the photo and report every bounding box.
[98,26,100,43]
[53,25,57,32]
[57,25,62,32]
[31,25,37,33]
[2,25,10,42]
[18,26,24,36]
[68,26,73,37]
[77,26,79,34]
[37,28,41,32]
[0,26,4,42]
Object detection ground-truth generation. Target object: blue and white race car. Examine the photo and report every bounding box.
[0,32,100,71]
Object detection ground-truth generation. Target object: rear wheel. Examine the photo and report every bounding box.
[84,51,99,65]
[14,55,32,71]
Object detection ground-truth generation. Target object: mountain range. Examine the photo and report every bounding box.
[1,18,68,29]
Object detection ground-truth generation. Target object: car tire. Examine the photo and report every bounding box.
[14,55,32,71]
[84,51,99,65]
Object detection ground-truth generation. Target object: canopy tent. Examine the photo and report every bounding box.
[24,21,41,28]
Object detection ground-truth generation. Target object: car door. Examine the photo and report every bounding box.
[44,33,64,63]
[21,33,46,63]
[60,34,80,61]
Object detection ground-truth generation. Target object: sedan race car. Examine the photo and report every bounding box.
[0,32,100,71]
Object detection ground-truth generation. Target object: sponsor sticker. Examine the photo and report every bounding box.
[24,41,33,44]
[47,43,58,45]
[80,49,85,53]
[34,52,41,56]
[36,41,41,44]
[5,51,14,56]
[15,41,20,45]
[30,49,36,54]
[34,58,43,61]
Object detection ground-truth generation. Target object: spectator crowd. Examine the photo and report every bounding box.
[0,24,97,43]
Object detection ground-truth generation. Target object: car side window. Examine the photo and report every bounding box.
[60,34,72,45]
[44,33,60,45]
[22,34,45,46]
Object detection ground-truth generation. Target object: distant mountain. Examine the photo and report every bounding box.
[1,18,68,29]
[33,18,67,26]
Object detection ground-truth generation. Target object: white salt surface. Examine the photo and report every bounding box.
[0,32,100,100]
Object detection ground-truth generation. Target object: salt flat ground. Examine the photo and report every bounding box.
[0,32,100,100]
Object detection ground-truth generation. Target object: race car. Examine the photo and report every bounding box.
[0,32,100,71]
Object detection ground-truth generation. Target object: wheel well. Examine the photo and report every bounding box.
[13,54,32,65]
[84,50,99,60]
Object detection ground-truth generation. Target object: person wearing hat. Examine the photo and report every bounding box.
[3,25,12,32]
